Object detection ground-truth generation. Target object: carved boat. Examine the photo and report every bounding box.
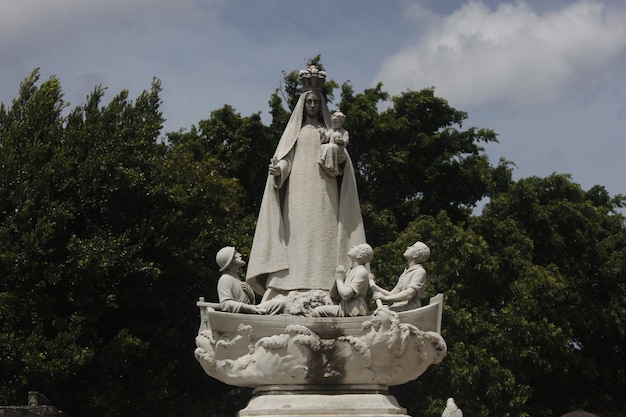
[195,293,446,388]
[197,293,443,338]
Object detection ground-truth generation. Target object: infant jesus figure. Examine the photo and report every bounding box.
[318,110,349,177]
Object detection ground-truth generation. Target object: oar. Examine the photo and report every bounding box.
[368,274,384,309]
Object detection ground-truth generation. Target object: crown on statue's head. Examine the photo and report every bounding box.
[299,65,326,92]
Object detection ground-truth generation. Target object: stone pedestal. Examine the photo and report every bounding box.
[239,392,409,417]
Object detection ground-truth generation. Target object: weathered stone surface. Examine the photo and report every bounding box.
[239,392,410,417]
[195,303,446,388]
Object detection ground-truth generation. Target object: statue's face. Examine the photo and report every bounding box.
[304,93,320,118]
[309,295,324,308]
[404,245,417,259]
[233,251,246,267]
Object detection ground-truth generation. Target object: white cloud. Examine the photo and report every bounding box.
[375,0,626,107]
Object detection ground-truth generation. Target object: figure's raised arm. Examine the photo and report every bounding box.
[368,273,391,296]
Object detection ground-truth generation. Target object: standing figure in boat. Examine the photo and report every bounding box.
[246,65,365,300]
[369,241,430,311]
[312,243,373,317]
[216,246,284,315]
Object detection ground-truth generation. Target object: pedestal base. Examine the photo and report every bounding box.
[239,392,410,417]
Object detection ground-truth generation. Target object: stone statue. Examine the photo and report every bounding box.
[369,241,430,311]
[441,398,463,417]
[195,65,448,417]
[246,65,365,299]
[216,246,284,315]
[312,243,373,317]
[318,110,349,177]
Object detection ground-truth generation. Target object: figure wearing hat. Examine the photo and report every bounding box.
[216,246,284,315]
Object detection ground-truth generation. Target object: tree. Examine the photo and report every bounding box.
[474,174,626,416]
[167,105,273,220]
[0,70,246,416]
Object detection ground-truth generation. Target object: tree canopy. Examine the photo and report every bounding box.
[1,62,624,417]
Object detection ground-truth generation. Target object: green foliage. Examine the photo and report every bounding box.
[475,174,626,415]
[167,105,272,219]
[0,70,245,416]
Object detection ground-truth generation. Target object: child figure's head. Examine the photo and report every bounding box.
[348,243,374,264]
[403,241,430,263]
[331,110,345,129]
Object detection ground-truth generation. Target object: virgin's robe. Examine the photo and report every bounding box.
[246,92,365,296]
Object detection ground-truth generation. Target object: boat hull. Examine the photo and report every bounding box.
[197,293,443,338]
[194,294,446,388]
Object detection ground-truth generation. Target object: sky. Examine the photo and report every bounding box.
[2,0,626,205]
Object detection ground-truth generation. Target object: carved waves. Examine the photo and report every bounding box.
[194,307,447,388]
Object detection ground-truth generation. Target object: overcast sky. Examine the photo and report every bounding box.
[2,0,626,204]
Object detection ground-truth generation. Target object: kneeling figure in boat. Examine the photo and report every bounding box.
[312,243,373,317]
